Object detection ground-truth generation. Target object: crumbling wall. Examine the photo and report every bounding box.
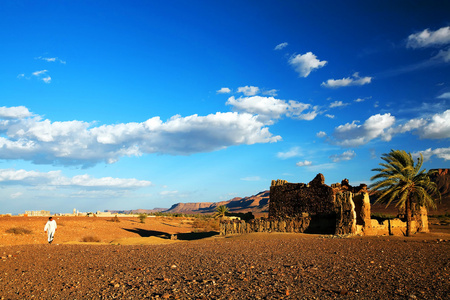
[220,217,312,235]
[220,173,429,237]
[269,174,368,235]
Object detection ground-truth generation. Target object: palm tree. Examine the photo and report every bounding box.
[214,205,229,219]
[370,150,440,236]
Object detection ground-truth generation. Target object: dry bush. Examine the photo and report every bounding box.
[6,227,32,235]
[108,216,121,223]
[191,218,220,232]
[81,236,101,243]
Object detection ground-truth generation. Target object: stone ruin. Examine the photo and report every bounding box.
[220,173,429,236]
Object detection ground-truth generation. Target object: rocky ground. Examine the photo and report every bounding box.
[1,232,449,299]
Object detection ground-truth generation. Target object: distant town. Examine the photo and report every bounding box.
[2,209,140,218]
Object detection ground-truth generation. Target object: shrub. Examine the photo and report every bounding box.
[81,236,101,243]
[6,227,32,235]
[108,216,121,223]
[138,214,147,223]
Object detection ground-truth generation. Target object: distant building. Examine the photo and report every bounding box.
[25,210,51,216]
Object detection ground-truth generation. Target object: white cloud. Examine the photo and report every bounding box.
[274,42,288,50]
[0,168,151,188]
[296,160,312,167]
[354,96,371,103]
[322,72,372,88]
[326,110,450,147]
[0,107,281,167]
[414,147,450,161]
[330,113,396,146]
[277,147,302,159]
[416,109,450,139]
[262,89,278,96]
[42,76,51,84]
[32,70,48,76]
[325,114,335,119]
[432,48,450,63]
[316,131,327,138]
[226,95,318,124]
[37,56,66,64]
[329,101,349,108]
[437,92,450,99]
[17,74,25,79]
[31,70,52,83]
[407,26,450,48]
[288,52,327,77]
[0,106,32,119]
[217,87,231,94]
[237,86,260,96]
[329,150,356,162]
[160,190,178,196]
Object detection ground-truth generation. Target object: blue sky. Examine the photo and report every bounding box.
[1,1,449,214]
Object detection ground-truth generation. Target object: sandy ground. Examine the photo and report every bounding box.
[0,216,197,246]
[0,216,449,299]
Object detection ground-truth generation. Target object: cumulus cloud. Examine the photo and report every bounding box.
[407,26,450,48]
[330,113,396,146]
[288,52,327,77]
[217,87,231,94]
[322,72,372,88]
[416,109,450,139]
[325,110,450,147]
[0,168,151,188]
[414,147,450,161]
[275,42,288,50]
[277,147,302,159]
[316,131,327,138]
[0,106,32,119]
[437,92,450,99]
[0,107,281,167]
[226,95,318,124]
[237,86,260,96]
[329,150,356,162]
[296,160,312,167]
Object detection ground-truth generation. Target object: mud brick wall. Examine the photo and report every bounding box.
[269,174,336,219]
[220,217,312,235]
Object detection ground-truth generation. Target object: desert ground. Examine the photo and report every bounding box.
[1,216,449,299]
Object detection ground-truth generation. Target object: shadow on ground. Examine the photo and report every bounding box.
[177,231,218,240]
[122,228,219,241]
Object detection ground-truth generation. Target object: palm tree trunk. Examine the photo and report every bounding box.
[406,198,412,237]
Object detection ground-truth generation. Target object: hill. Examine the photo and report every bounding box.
[164,191,270,214]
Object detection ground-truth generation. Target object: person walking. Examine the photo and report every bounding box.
[44,217,57,244]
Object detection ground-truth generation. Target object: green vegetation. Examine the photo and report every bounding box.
[6,227,32,235]
[138,213,147,223]
[213,205,229,219]
[370,149,440,236]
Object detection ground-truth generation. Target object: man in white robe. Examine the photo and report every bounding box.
[44,217,57,244]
